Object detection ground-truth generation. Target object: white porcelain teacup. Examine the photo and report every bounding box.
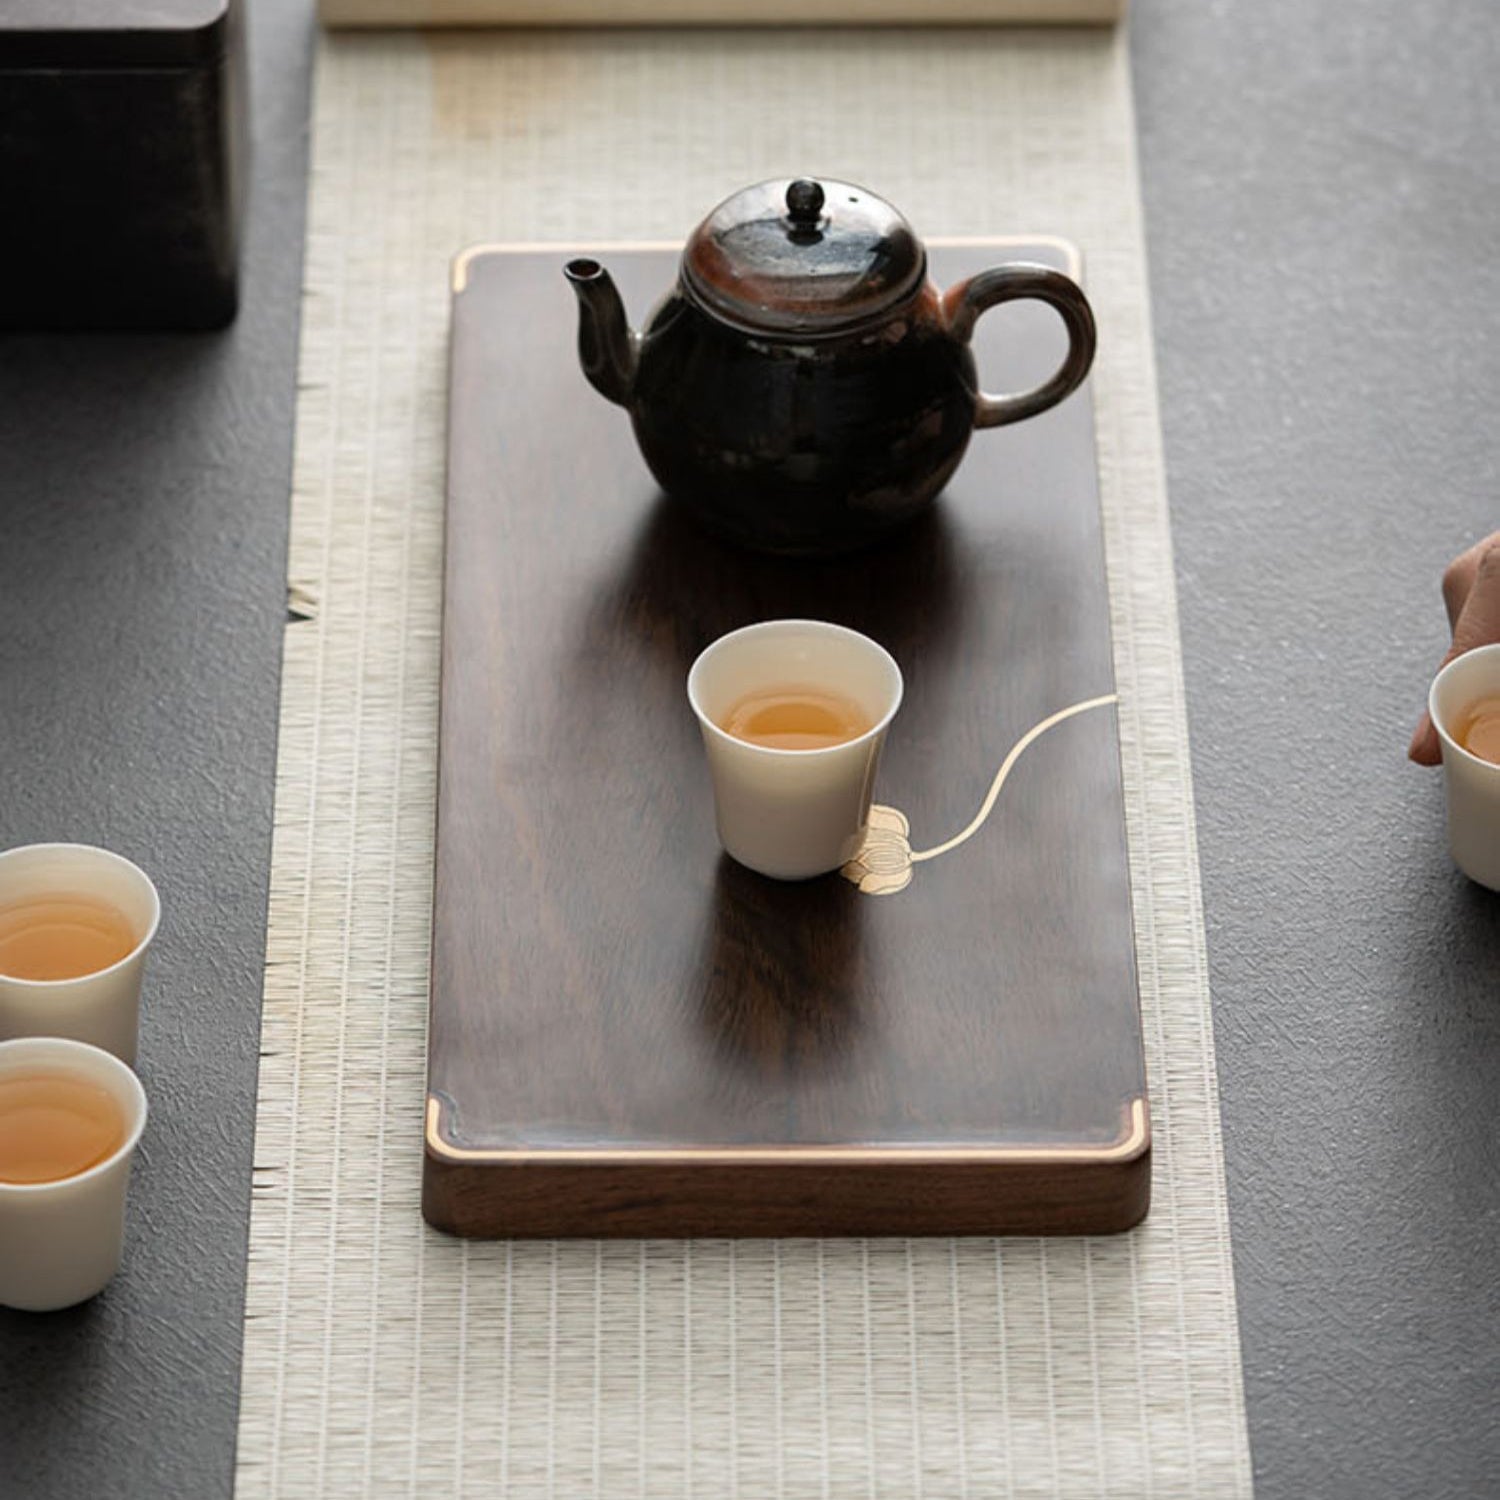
[1429,642,1500,891]
[687,620,903,881]
[0,1036,148,1311]
[0,843,160,1065]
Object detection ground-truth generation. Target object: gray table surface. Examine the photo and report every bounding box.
[1,2,1496,1496]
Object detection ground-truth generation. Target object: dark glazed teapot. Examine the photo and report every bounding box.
[564,177,1096,557]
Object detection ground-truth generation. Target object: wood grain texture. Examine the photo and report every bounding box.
[426,243,1148,1236]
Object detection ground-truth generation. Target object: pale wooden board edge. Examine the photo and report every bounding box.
[322,0,1124,28]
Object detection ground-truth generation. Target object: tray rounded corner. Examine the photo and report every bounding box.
[450,244,492,295]
[928,232,1083,281]
[425,1091,469,1162]
[1098,1095,1152,1232]
[1108,1094,1151,1163]
[1024,232,1084,281]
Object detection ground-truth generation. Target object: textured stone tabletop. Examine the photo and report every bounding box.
[0,2,1496,1496]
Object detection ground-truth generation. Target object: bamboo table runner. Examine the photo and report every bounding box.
[236,25,1253,1497]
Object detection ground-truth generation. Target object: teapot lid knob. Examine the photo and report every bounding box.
[681,177,924,336]
[785,179,825,227]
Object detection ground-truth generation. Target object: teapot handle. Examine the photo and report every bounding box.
[942,265,1097,430]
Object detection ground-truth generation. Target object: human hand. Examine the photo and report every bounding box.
[1408,532,1500,764]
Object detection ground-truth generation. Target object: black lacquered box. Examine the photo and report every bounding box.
[0,0,247,331]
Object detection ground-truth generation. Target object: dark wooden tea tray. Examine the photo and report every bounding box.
[424,240,1149,1237]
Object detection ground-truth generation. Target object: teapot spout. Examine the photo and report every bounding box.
[564,259,638,408]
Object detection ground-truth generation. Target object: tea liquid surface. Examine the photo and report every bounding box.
[0,894,137,981]
[0,1072,126,1184]
[720,685,872,750]
[1457,694,1500,765]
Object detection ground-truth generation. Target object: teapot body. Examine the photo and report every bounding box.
[563,178,1097,557]
[630,279,976,557]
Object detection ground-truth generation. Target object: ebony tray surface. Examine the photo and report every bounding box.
[426,241,1148,1236]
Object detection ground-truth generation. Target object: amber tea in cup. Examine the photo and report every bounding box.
[0,1071,127,1185]
[719,686,873,751]
[1455,694,1500,764]
[0,895,138,983]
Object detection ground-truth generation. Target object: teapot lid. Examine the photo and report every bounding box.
[681,177,925,336]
